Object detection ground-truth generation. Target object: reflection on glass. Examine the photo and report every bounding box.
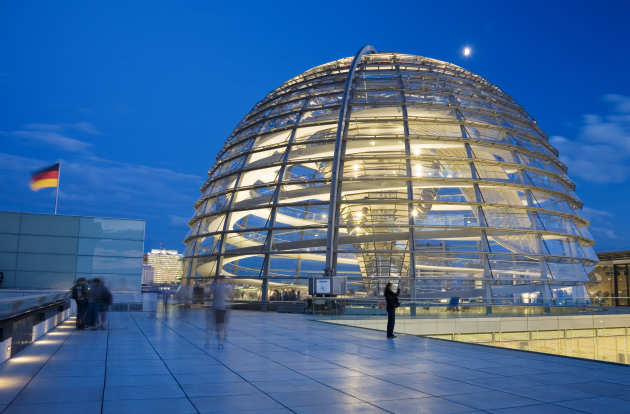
[79,217,145,240]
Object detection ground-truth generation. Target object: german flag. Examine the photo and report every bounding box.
[30,163,60,191]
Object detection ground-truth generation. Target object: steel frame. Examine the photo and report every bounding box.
[325,45,376,275]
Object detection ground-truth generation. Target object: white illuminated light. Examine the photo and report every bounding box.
[10,356,46,364]
[353,164,360,171]
[34,340,61,345]
[411,209,418,217]
[370,141,375,146]
[463,46,472,57]
[413,148,420,156]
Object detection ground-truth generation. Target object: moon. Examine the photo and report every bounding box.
[463,46,471,57]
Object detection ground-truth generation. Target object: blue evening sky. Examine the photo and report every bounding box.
[1,1,629,253]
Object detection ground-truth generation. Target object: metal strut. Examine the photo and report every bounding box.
[324,45,376,276]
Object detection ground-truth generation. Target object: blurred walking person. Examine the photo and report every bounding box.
[384,282,400,339]
[162,286,170,308]
[211,277,231,349]
[90,278,113,330]
[71,278,89,329]
[86,279,98,328]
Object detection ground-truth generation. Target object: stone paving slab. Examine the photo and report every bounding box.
[0,309,629,413]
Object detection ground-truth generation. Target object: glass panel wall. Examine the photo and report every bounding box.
[0,212,144,292]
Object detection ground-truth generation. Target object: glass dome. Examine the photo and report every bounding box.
[183,48,597,305]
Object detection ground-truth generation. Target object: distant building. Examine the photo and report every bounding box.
[146,249,182,284]
[141,264,154,284]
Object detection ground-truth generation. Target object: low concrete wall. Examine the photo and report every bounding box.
[0,296,71,360]
[32,308,71,341]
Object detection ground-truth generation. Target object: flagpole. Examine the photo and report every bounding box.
[54,162,61,215]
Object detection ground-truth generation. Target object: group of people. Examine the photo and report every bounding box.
[269,288,300,301]
[71,278,113,330]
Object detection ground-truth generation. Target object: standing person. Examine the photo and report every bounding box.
[71,278,89,329]
[384,282,400,339]
[211,277,231,349]
[93,279,113,330]
[86,279,98,329]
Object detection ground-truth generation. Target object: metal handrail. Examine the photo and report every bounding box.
[0,291,70,320]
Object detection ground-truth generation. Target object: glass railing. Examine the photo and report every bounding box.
[313,298,630,365]
[306,297,607,318]
[428,326,630,365]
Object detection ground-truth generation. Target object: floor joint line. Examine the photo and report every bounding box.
[100,321,111,414]
[129,313,202,414]
[157,310,299,414]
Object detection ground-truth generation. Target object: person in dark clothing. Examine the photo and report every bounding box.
[384,282,400,338]
[71,278,89,329]
[85,279,98,328]
[90,278,112,330]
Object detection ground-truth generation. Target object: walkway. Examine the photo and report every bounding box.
[1,309,629,414]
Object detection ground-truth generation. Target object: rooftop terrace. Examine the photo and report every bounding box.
[1,309,629,413]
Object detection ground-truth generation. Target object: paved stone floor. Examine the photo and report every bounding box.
[1,309,630,414]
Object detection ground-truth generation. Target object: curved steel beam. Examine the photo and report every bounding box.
[325,45,376,275]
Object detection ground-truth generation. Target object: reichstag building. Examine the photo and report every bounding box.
[183,47,597,305]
